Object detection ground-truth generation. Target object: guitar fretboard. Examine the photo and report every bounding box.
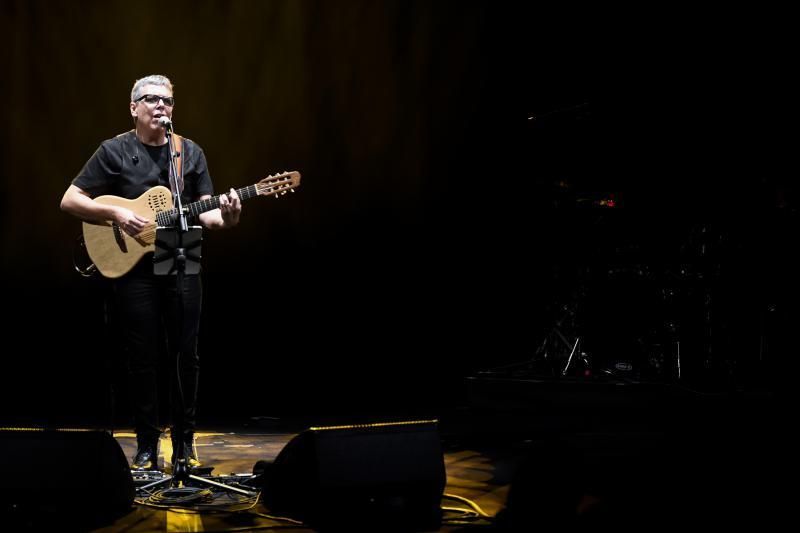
[155,185,258,226]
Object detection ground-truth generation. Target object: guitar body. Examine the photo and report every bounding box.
[82,186,172,279]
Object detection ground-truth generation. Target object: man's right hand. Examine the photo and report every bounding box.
[115,207,149,236]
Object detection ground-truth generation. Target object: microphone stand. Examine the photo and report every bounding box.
[164,120,190,485]
[145,120,255,499]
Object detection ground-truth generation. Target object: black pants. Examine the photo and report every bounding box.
[112,265,202,445]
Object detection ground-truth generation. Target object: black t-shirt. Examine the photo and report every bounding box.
[73,130,214,205]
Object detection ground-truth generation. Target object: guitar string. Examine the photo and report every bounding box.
[127,182,292,239]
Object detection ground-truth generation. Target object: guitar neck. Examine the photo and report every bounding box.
[155,185,257,226]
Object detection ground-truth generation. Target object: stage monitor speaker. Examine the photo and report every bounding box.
[260,419,446,531]
[0,429,134,526]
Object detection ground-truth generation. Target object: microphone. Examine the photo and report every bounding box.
[158,116,173,130]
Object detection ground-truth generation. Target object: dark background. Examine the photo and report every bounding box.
[1,1,796,428]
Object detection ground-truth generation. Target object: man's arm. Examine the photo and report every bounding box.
[198,189,241,230]
[60,185,149,236]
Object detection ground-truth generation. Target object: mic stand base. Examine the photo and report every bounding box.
[136,464,257,498]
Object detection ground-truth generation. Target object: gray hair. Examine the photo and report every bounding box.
[130,75,173,102]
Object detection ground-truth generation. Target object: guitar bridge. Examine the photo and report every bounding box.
[111,223,128,253]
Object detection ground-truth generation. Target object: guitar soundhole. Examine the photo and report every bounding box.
[148,191,170,212]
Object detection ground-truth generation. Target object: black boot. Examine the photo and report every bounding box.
[131,435,160,470]
[171,431,202,469]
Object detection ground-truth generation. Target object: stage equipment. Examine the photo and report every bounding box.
[259,419,446,531]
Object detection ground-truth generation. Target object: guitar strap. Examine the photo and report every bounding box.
[169,134,184,199]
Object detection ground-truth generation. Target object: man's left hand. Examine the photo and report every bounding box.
[219,188,241,228]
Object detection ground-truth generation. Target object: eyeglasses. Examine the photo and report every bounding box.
[135,94,175,107]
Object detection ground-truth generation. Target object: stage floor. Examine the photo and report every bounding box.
[2,377,787,531]
[97,423,510,532]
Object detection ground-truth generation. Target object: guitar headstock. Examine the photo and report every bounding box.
[256,171,301,198]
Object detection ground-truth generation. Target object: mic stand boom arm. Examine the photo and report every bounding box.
[164,120,188,233]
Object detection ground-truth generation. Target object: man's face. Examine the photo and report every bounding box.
[129,84,174,132]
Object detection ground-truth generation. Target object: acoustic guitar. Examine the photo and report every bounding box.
[81,171,301,278]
